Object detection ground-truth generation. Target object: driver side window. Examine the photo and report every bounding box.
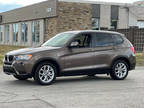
[73,34,91,48]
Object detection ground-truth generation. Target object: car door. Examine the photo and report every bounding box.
[91,32,115,69]
[62,33,94,72]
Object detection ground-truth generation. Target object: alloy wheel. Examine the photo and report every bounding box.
[114,62,127,79]
[39,65,55,83]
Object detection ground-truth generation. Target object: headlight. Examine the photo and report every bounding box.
[15,54,32,61]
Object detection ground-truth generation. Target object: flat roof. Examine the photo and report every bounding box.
[59,0,132,6]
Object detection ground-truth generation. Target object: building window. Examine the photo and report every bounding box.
[12,24,18,42]
[111,20,118,30]
[4,25,9,43]
[137,21,144,28]
[92,18,100,30]
[111,5,119,30]
[21,22,28,43]
[32,21,40,43]
[0,26,3,42]
[92,4,100,30]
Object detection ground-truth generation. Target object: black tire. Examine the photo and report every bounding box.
[34,62,57,85]
[110,60,129,80]
[13,75,29,80]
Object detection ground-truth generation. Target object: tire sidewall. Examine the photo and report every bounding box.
[111,60,129,80]
[34,62,57,85]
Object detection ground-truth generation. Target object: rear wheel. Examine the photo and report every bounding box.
[34,62,57,85]
[110,60,129,80]
[13,75,29,80]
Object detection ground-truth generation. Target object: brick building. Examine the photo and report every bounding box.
[0,0,143,46]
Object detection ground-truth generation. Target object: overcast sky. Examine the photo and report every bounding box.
[0,0,142,12]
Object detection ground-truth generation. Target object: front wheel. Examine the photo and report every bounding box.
[110,60,129,80]
[34,62,57,85]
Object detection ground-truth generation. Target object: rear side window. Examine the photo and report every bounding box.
[112,34,124,45]
[92,33,114,47]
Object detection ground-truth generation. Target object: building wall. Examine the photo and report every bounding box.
[100,5,111,29]
[0,1,93,45]
[44,17,57,41]
[44,2,92,42]
[0,0,142,46]
[118,7,129,29]
[57,2,92,33]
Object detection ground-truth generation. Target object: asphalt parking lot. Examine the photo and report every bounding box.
[0,67,144,108]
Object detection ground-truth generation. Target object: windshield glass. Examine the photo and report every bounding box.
[42,33,75,47]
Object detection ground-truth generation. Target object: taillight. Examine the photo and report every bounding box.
[130,46,135,54]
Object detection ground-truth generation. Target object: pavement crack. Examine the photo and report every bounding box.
[38,98,57,108]
[0,98,57,108]
[0,90,18,103]
[0,99,39,104]
[33,95,57,108]
[0,90,17,96]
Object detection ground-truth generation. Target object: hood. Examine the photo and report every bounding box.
[6,46,61,55]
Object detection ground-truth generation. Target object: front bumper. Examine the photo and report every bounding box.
[3,61,33,76]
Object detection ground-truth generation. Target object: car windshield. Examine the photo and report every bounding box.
[42,33,75,47]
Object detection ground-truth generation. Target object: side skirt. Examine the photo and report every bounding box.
[58,68,111,76]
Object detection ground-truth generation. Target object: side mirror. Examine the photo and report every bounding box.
[69,41,79,48]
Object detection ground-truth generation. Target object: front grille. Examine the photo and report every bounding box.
[4,62,12,65]
[9,55,14,61]
[5,55,14,62]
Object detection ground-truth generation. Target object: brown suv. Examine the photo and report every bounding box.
[3,30,136,85]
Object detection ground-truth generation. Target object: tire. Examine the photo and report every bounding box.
[13,75,29,80]
[34,62,57,85]
[110,60,129,80]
